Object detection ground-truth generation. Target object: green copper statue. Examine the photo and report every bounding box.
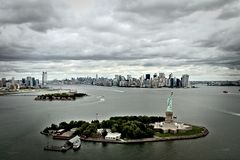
[166,92,173,112]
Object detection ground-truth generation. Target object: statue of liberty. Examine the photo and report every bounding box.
[166,92,173,112]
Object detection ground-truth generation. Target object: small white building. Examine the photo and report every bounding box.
[70,128,78,132]
[68,135,80,144]
[56,129,65,135]
[97,128,111,135]
[105,132,121,140]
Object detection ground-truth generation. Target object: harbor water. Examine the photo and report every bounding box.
[0,85,239,160]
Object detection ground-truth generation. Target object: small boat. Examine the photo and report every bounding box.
[223,91,228,93]
[73,138,81,150]
[69,135,81,151]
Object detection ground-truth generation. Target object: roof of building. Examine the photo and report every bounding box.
[105,132,121,137]
[57,129,65,132]
[69,135,80,143]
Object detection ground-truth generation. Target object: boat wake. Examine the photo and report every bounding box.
[100,98,105,102]
[96,96,105,103]
[112,89,125,93]
[216,109,240,117]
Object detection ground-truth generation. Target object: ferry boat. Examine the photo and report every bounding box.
[73,138,81,150]
[69,135,81,151]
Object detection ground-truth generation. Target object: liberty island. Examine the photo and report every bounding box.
[41,92,208,151]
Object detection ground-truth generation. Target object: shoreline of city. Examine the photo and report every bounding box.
[0,72,239,94]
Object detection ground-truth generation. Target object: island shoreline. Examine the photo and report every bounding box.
[80,126,209,144]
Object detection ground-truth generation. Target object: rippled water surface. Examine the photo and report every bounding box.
[0,85,239,160]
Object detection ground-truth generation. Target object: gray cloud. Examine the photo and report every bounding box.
[218,9,240,20]
[197,28,240,52]
[0,0,63,32]
[0,0,240,80]
[217,2,240,20]
[116,0,237,23]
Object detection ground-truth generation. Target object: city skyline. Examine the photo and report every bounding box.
[1,72,191,89]
[0,0,240,81]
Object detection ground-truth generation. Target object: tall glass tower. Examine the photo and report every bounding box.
[42,71,47,86]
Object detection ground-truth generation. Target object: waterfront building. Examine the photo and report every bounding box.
[127,75,132,80]
[11,77,15,85]
[32,77,36,86]
[119,80,128,87]
[159,73,165,78]
[152,77,159,88]
[42,71,47,86]
[120,75,126,81]
[170,78,174,88]
[6,82,11,89]
[166,74,173,87]
[153,73,157,78]
[22,78,26,86]
[27,77,33,87]
[181,74,189,88]
[173,77,177,87]
[35,79,40,87]
[139,75,144,88]
[112,78,119,86]
[105,132,121,140]
[159,73,166,87]
[169,73,173,79]
[2,78,6,87]
[115,75,120,81]
[176,78,181,87]
[145,74,150,80]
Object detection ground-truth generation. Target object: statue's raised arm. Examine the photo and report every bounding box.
[166,92,173,112]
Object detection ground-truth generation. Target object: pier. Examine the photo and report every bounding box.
[43,144,71,152]
[43,136,81,152]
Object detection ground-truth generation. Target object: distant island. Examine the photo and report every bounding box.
[35,92,88,101]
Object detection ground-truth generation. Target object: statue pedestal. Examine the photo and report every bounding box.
[165,111,173,123]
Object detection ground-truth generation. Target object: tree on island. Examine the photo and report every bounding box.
[102,129,108,138]
[43,116,163,139]
[51,124,58,130]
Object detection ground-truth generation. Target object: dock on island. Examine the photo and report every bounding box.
[44,135,81,152]
[44,144,72,152]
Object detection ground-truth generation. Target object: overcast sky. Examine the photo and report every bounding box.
[0,0,240,81]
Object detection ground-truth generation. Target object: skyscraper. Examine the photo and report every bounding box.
[11,77,15,85]
[145,74,150,80]
[159,73,166,87]
[159,73,165,79]
[127,75,132,81]
[181,74,189,88]
[27,77,33,87]
[2,78,6,87]
[153,73,157,78]
[42,71,47,86]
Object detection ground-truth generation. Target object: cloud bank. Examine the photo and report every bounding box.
[0,0,240,80]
